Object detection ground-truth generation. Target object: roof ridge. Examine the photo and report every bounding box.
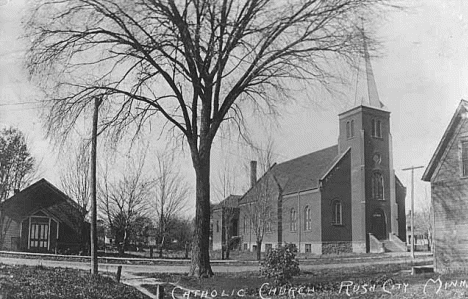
[276,144,338,167]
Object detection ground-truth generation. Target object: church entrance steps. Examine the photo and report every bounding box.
[383,239,407,253]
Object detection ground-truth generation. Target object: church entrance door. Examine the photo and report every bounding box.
[371,209,386,240]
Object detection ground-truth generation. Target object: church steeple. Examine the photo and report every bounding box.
[352,30,386,110]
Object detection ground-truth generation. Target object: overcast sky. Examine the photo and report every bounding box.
[1,0,467,212]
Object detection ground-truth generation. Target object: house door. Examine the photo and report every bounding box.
[30,221,49,251]
[371,209,386,240]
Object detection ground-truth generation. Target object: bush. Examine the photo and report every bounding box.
[260,243,300,286]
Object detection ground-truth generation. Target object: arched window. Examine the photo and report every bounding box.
[350,120,355,137]
[372,119,382,138]
[346,121,351,139]
[243,217,247,234]
[304,206,311,231]
[377,120,382,137]
[372,172,384,199]
[332,200,342,225]
[290,208,297,232]
[216,220,220,232]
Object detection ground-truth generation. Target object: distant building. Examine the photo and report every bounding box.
[0,179,89,253]
[406,212,430,252]
[211,195,241,251]
[422,99,468,272]
[211,39,407,255]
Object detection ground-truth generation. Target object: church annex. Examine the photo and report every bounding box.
[211,42,407,255]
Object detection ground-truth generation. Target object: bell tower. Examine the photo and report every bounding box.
[337,34,398,253]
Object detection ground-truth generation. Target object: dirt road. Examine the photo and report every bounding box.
[0,253,433,277]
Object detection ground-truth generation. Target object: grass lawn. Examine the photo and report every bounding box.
[142,263,468,298]
[0,263,149,299]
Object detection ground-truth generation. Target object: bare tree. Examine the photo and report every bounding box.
[0,127,36,201]
[0,127,37,248]
[99,157,152,256]
[25,0,390,276]
[214,156,241,200]
[214,159,242,260]
[153,152,189,258]
[60,144,90,253]
[245,138,279,260]
[413,187,433,251]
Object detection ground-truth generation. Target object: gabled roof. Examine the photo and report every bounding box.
[0,178,86,231]
[422,100,468,182]
[240,145,339,204]
[212,195,242,211]
[275,145,339,195]
[320,147,351,182]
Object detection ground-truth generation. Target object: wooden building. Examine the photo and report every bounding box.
[422,100,468,272]
[0,179,89,254]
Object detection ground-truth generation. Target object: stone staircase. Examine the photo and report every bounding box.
[383,238,407,253]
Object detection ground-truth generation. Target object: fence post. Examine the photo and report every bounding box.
[156,285,164,299]
[116,266,122,283]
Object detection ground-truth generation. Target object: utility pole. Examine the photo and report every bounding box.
[402,165,424,259]
[91,96,102,275]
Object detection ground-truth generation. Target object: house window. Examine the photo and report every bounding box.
[216,220,219,232]
[305,244,311,253]
[372,172,384,199]
[243,218,247,234]
[243,243,248,251]
[290,208,297,232]
[265,243,272,252]
[332,201,342,225]
[372,119,382,138]
[304,206,311,231]
[462,141,468,176]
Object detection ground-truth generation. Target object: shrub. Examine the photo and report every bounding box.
[260,243,300,286]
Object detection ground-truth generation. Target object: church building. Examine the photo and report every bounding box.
[211,41,407,255]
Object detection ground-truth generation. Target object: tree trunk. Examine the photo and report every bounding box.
[256,241,262,261]
[226,243,230,260]
[118,244,124,256]
[159,235,164,258]
[189,152,214,277]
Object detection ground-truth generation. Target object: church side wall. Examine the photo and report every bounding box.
[282,190,322,255]
[395,180,407,241]
[321,151,352,254]
[431,119,468,273]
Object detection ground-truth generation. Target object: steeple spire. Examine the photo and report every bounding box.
[353,28,386,110]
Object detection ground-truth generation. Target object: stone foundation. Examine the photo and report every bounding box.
[322,242,352,254]
[352,241,367,253]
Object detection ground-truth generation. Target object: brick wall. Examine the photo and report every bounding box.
[282,190,321,254]
[321,150,352,254]
[238,177,280,252]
